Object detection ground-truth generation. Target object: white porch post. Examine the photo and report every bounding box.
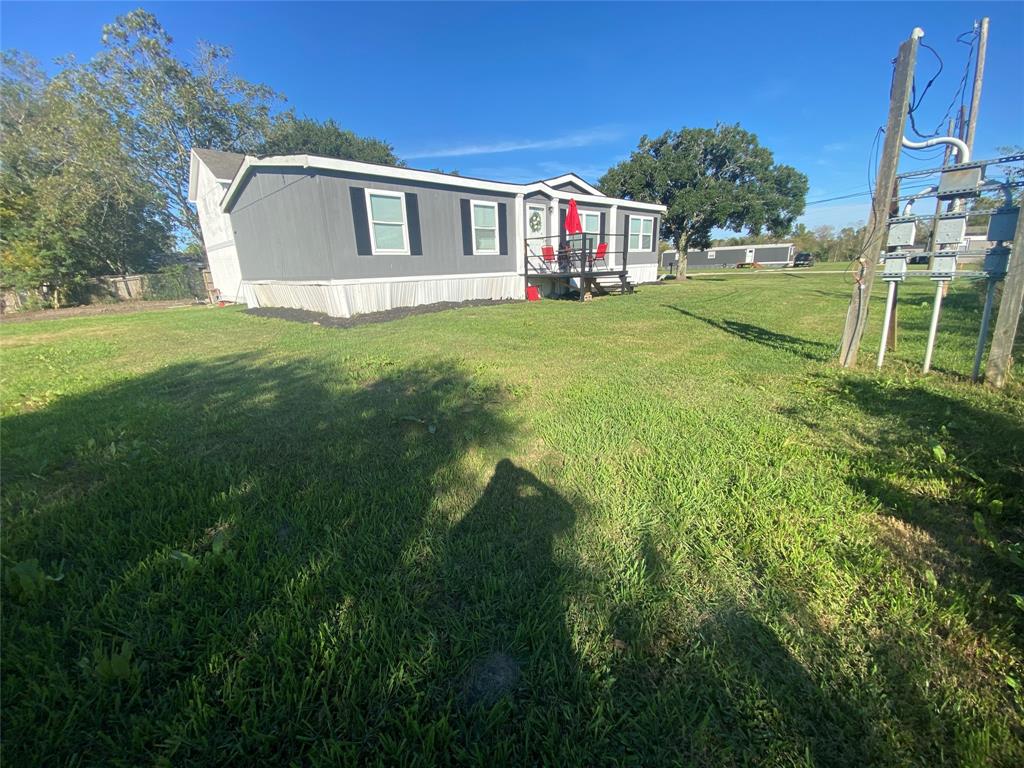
[514,193,525,281]
[608,204,618,268]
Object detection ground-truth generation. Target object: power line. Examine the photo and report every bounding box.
[806,180,936,207]
[908,42,944,138]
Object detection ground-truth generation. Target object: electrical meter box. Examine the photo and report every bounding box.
[881,255,908,282]
[934,215,967,247]
[987,208,1020,242]
[983,247,1011,279]
[937,167,983,200]
[887,220,917,248]
[930,254,958,281]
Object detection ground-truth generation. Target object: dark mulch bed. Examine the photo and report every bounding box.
[245,298,517,329]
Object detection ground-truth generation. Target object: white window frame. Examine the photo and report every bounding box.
[365,188,410,256]
[470,199,500,256]
[708,251,716,260]
[579,210,601,250]
[629,215,655,252]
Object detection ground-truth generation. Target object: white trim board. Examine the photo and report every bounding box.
[542,173,604,196]
[244,270,520,286]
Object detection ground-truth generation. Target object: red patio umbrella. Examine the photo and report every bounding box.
[564,198,583,235]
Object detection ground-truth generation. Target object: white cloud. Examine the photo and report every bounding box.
[402,126,624,160]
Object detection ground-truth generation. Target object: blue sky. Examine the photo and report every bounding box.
[2,1,1022,232]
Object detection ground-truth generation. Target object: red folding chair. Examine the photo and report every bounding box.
[541,245,556,271]
[592,242,608,268]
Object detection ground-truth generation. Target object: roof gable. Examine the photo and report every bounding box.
[194,148,246,181]
[541,173,603,196]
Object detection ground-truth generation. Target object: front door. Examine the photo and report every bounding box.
[526,204,547,258]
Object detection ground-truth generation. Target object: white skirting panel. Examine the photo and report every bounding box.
[242,273,524,318]
[627,263,659,285]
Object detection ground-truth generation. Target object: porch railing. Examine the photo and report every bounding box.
[523,232,630,277]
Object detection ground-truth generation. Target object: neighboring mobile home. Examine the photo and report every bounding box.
[189,150,666,317]
[686,243,795,269]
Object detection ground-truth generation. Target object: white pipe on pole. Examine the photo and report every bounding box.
[877,281,898,368]
[902,136,971,163]
[923,282,945,373]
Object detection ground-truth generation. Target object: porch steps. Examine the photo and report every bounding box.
[590,275,633,295]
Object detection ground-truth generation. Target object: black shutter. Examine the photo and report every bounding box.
[652,216,658,251]
[559,208,566,247]
[460,199,473,255]
[623,215,630,254]
[405,192,422,256]
[350,187,372,256]
[497,202,508,255]
[599,212,606,243]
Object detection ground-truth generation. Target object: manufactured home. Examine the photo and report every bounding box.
[686,243,795,269]
[189,150,666,317]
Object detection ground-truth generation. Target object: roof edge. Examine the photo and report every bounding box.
[219,153,667,214]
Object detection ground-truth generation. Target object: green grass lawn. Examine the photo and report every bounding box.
[2,272,1022,766]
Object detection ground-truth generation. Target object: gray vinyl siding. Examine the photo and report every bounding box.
[686,248,748,268]
[618,209,659,265]
[228,168,517,281]
[754,245,793,263]
[686,244,792,268]
[551,181,593,194]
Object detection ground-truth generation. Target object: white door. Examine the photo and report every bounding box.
[526,204,547,257]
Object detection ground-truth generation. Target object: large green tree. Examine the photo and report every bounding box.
[599,124,808,252]
[0,53,170,306]
[257,113,401,165]
[80,9,280,242]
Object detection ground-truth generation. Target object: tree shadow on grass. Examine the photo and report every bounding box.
[781,375,1024,638]
[663,305,833,361]
[610,605,885,766]
[1,353,513,765]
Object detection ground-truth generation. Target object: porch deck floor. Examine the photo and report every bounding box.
[528,269,627,279]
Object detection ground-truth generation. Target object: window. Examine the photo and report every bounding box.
[629,216,654,252]
[708,251,717,260]
[365,189,409,255]
[580,210,601,251]
[471,200,499,255]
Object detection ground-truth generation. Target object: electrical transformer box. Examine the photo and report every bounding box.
[987,208,1019,242]
[930,254,958,280]
[937,167,983,200]
[934,215,967,247]
[881,255,908,281]
[983,247,1011,279]
[887,221,917,247]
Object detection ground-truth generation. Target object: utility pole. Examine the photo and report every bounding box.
[839,29,922,367]
[964,17,990,155]
[985,208,1024,388]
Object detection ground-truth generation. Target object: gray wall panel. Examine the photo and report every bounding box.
[230,169,518,281]
[617,209,660,265]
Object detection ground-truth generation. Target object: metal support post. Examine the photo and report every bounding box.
[923,281,945,373]
[972,278,998,381]
[877,281,898,368]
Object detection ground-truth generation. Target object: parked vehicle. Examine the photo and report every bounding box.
[908,253,930,265]
[793,252,815,267]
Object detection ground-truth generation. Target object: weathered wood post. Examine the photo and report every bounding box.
[985,206,1024,387]
[839,29,921,367]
